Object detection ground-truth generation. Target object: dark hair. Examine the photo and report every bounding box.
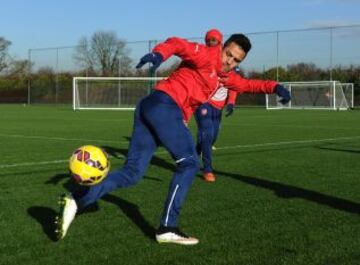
[224,34,252,54]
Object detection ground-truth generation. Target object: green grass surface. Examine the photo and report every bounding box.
[0,105,359,265]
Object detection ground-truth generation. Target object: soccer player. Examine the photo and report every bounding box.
[195,29,238,182]
[56,30,290,245]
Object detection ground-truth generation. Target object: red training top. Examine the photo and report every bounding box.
[153,36,277,121]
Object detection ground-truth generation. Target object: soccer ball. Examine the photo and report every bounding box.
[69,145,110,186]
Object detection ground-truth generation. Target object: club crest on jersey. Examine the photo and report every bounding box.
[201,108,208,116]
[211,86,228,101]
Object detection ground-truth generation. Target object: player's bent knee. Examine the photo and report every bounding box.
[177,155,200,175]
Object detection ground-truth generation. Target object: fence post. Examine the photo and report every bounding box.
[27,49,32,105]
[329,27,333,81]
[118,57,121,106]
[276,31,279,82]
[56,48,59,104]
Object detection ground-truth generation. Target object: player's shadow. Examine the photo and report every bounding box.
[123,136,132,142]
[102,194,156,240]
[215,170,360,215]
[28,190,152,242]
[102,145,127,160]
[316,146,360,154]
[45,173,68,185]
[27,206,58,241]
[45,173,82,191]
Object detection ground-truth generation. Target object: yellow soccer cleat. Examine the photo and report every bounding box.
[55,193,77,240]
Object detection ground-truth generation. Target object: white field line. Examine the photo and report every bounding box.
[0,133,126,144]
[0,159,69,168]
[213,135,360,151]
[225,123,357,131]
[1,135,359,169]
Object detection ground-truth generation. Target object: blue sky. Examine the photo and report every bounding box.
[2,0,360,59]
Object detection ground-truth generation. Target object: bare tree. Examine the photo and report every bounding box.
[74,31,132,76]
[0,37,11,72]
[7,59,31,77]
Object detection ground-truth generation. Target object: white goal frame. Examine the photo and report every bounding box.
[341,82,355,108]
[73,76,164,110]
[265,81,353,110]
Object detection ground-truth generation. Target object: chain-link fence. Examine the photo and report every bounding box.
[8,25,360,106]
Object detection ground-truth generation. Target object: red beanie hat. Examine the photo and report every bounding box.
[205,29,223,44]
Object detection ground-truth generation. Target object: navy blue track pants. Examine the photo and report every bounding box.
[73,91,199,227]
[194,103,222,173]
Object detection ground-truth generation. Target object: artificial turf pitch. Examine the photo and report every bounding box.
[0,105,359,265]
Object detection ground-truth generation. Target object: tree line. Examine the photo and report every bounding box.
[0,31,359,104]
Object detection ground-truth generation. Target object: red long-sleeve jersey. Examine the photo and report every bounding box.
[153,36,278,121]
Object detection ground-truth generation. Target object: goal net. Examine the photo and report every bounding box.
[73,77,164,110]
[266,81,353,110]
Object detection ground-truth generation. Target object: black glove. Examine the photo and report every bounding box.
[275,84,291,105]
[225,104,234,117]
[136,52,163,72]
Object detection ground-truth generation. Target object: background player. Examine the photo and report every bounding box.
[195,29,238,182]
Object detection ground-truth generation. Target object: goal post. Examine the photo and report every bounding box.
[341,83,355,108]
[266,81,353,110]
[73,77,164,110]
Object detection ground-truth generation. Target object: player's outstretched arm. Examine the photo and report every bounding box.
[220,73,291,105]
[136,37,204,72]
[220,73,277,94]
[136,52,164,71]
